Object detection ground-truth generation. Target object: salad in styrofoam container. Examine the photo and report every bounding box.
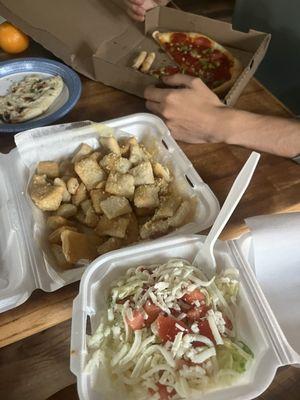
[71,234,298,400]
[86,259,253,399]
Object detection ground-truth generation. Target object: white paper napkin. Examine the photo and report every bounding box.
[245,212,300,354]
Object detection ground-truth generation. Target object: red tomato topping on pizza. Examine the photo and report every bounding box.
[171,32,188,44]
[126,309,145,331]
[182,289,206,305]
[164,66,180,75]
[156,314,188,342]
[193,36,211,48]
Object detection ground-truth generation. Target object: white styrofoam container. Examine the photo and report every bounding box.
[0,113,219,313]
[70,234,300,400]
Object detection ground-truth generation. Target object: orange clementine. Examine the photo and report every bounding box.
[0,22,29,54]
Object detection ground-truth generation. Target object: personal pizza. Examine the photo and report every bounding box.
[132,31,242,95]
[0,74,63,124]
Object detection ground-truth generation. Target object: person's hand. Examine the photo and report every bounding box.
[144,74,228,143]
[124,0,169,22]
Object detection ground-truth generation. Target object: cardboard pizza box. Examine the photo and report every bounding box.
[0,0,271,105]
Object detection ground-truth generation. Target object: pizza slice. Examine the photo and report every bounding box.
[151,31,242,94]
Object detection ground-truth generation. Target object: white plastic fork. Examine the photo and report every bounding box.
[193,151,260,276]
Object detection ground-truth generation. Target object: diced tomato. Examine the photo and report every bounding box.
[182,289,205,305]
[156,314,188,343]
[197,320,214,342]
[126,309,145,331]
[176,358,196,369]
[224,316,233,331]
[157,383,176,400]
[186,305,208,322]
[143,300,161,326]
[170,308,182,318]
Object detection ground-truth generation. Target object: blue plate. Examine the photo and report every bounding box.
[0,58,82,133]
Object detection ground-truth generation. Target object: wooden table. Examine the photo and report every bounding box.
[0,42,299,400]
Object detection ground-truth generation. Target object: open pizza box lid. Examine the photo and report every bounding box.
[70,223,300,400]
[0,113,220,314]
[0,0,271,105]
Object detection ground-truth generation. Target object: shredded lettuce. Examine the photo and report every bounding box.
[86,259,253,399]
[217,339,253,373]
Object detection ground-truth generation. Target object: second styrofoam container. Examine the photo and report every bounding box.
[70,234,300,400]
[0,113,219,313]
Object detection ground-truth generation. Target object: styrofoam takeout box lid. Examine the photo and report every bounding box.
[70,234,300,400]
[0,113,220,313]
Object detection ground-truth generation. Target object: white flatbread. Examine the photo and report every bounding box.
[0,74,64,123]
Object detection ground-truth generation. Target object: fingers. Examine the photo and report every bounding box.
[144,85,173,103]
[166,122,207,144]
[162,73,196,88]
[129,0,144,5]
[125,0,146,21]
[145,100,163,115]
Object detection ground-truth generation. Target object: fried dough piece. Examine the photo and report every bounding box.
[67,177,79,195]
[80,199,92,215]
[85,207,99,228]
[105,171,135,198]
[153,195,182,220]
[54,178,71,202]
[56,203,77,218]
[129,161,154,186]
[100,153,131,174]
[155,177,169,195]
[129,140,149,165]
[124,213,139,244]
[61,230,101,263]
[48,225,78,244]
[97,237,123,256]
[36,161,59,178]
[133,206,155,217]
[72,183,87,206]
[100,196,132,219]
[51,244,72,269]
[46,216,74,231]
[71,143,93,163]
[153,162,172,182]
[99,136,120,155]
[134,184,159,208]
[140,219,169,239]
[90,189,108,214]
[95,180,106,189]
[59,160,74,176]
[167,200,191,228]
[89,151,102,162]
[30,174,64,211]
[95,215,130,238]
[74,157,106,190]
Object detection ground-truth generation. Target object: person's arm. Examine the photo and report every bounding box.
[144,74,300,158]
[124,0,169,21]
